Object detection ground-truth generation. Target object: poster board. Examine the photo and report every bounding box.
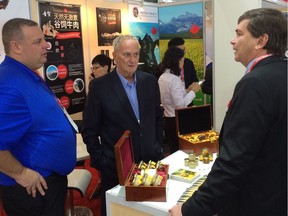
[96,7,121,46]
[0,0,30,63]
[38,2,86,114]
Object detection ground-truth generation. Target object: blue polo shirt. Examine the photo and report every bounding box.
[0,56,76,186]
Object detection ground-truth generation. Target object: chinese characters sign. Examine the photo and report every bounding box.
[96,7,121,46]
[39,2,86,114]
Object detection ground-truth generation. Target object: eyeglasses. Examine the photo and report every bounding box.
[91,66,103,71]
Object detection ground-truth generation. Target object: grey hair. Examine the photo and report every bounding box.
[112,35,140,51]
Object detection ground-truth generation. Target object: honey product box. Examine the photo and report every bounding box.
[114,130,169,202]
[175,105,219,155]
[170,168,200,183]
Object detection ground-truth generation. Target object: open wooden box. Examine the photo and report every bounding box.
[175,105,219,155]
[114,130,169,202]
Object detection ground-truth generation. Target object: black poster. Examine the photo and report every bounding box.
[96,7,121,46]
[39,2,85,114]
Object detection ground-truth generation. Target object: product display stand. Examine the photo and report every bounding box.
[106,150,216,216]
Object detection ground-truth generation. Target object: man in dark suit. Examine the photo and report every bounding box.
[81,35,164,216]
[202,58,213,123]
[169,8,287,216]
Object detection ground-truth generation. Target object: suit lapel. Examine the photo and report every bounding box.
[136,71,144,122]
[110,70,139,124]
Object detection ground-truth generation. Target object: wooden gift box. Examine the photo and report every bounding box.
[175,105,219,155]
[114,130,169,202]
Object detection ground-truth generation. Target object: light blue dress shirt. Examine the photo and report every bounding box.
[117,71,140,122]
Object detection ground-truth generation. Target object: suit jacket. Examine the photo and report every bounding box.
[201,62,212,95]
[184,58,198,107]
[183,58,199,89]
[182,56,287,216]
[202,62,213,115]
[81,69,164,173]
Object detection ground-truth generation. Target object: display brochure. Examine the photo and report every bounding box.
[177,175,207,203]
[170,168,199,183]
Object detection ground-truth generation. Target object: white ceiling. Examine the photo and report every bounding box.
[262,0,288,8]
[157,0,288,8]
[122,0,207,6]
[157,0,204,5]
[108,0,287,8]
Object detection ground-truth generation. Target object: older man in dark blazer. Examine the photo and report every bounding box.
[81,35,164,216]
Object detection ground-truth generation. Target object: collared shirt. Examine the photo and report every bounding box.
[158,69,196,117]
[117,70,140,122]
[245,60,255,74]
[245,54,273,74]
[0,56,76,186]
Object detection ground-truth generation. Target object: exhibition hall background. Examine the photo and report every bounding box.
[1,0,285,132]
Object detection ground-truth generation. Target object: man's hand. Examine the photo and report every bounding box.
[169,203,183,216]
[15,168,48,198]
[0,150,48,198]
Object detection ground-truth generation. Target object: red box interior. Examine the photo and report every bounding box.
[119,136,133,181]
[114,131,134,185]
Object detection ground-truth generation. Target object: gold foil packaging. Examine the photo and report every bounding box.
[138,161,147,170]
[199,147,213,164]
[152,174,163,186]
[184,151,198,169]
[131,174,142,186]
[180,130,219,144]
[130,160,165,187]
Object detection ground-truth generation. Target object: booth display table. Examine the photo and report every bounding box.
[106,150,216,216]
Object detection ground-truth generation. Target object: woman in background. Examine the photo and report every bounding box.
[158,46,200,154]
[90,54,112,80]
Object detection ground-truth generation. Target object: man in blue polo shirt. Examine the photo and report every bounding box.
[0,18,76,216]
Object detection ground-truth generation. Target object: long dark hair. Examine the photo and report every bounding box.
[157,46,184,78]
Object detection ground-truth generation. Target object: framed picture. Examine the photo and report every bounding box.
[96,7,121,46]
